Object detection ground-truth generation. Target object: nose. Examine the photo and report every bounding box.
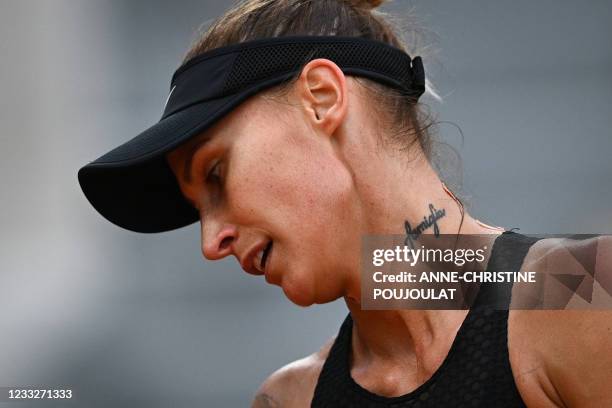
[201,218,237,261]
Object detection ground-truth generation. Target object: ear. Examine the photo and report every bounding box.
[296,58,348,137]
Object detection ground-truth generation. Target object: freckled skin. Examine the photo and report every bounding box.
[166,63,363,307]
[165,58,465,307]
[166,59,612,407]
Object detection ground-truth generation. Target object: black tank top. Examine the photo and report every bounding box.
[311,230,540,407]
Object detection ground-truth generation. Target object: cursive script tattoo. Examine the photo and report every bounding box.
[404,203,446,249]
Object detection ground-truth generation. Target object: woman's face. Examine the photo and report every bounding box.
[166,82,363,306]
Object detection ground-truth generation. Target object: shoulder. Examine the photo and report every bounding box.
[508,235,612,407]
[251,337,335,408]
[520,234,612,271]
[509,308,612,407]
[518,234,612,308]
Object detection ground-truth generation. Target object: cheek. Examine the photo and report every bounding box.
[227,134,363,302]
[231,134,357,236]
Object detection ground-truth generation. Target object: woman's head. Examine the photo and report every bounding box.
[165,0,437,306]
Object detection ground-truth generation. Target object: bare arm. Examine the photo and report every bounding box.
[527,310,612,407]
[511,236,612,407]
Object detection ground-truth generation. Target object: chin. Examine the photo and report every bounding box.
[280,274,344,307]
[280,275,317,307]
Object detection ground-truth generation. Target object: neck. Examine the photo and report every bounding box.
[343,148,504,301]
[344,299,469,377]
[339,135,504,372]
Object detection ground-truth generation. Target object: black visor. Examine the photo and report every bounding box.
[77,36,426,233]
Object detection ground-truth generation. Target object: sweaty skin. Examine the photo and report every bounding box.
[165,59,612,407]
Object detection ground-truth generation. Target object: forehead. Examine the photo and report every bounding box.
[166,93,292,181]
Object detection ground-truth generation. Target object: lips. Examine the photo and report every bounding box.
[241,240,273,276]
[254,241,273,274]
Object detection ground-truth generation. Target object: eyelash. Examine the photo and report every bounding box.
[206,161,222,184]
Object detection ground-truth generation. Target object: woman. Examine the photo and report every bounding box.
[78,0,612,406]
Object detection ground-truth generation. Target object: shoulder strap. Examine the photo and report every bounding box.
[475,231,541,309]
[311,313,353,406]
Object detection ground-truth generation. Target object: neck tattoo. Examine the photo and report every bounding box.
[404,203,446,249]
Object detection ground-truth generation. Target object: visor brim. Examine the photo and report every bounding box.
[78,93,241,233]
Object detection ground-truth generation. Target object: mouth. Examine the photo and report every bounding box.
[253,240,273,275]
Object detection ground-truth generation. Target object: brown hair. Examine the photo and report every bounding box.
[182,0,439,160]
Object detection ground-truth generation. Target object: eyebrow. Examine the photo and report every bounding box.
[182,134,214,183]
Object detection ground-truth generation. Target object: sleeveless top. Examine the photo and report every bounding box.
[311,230,540,407]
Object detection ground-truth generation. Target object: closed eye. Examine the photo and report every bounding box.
[206,161,222,184]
